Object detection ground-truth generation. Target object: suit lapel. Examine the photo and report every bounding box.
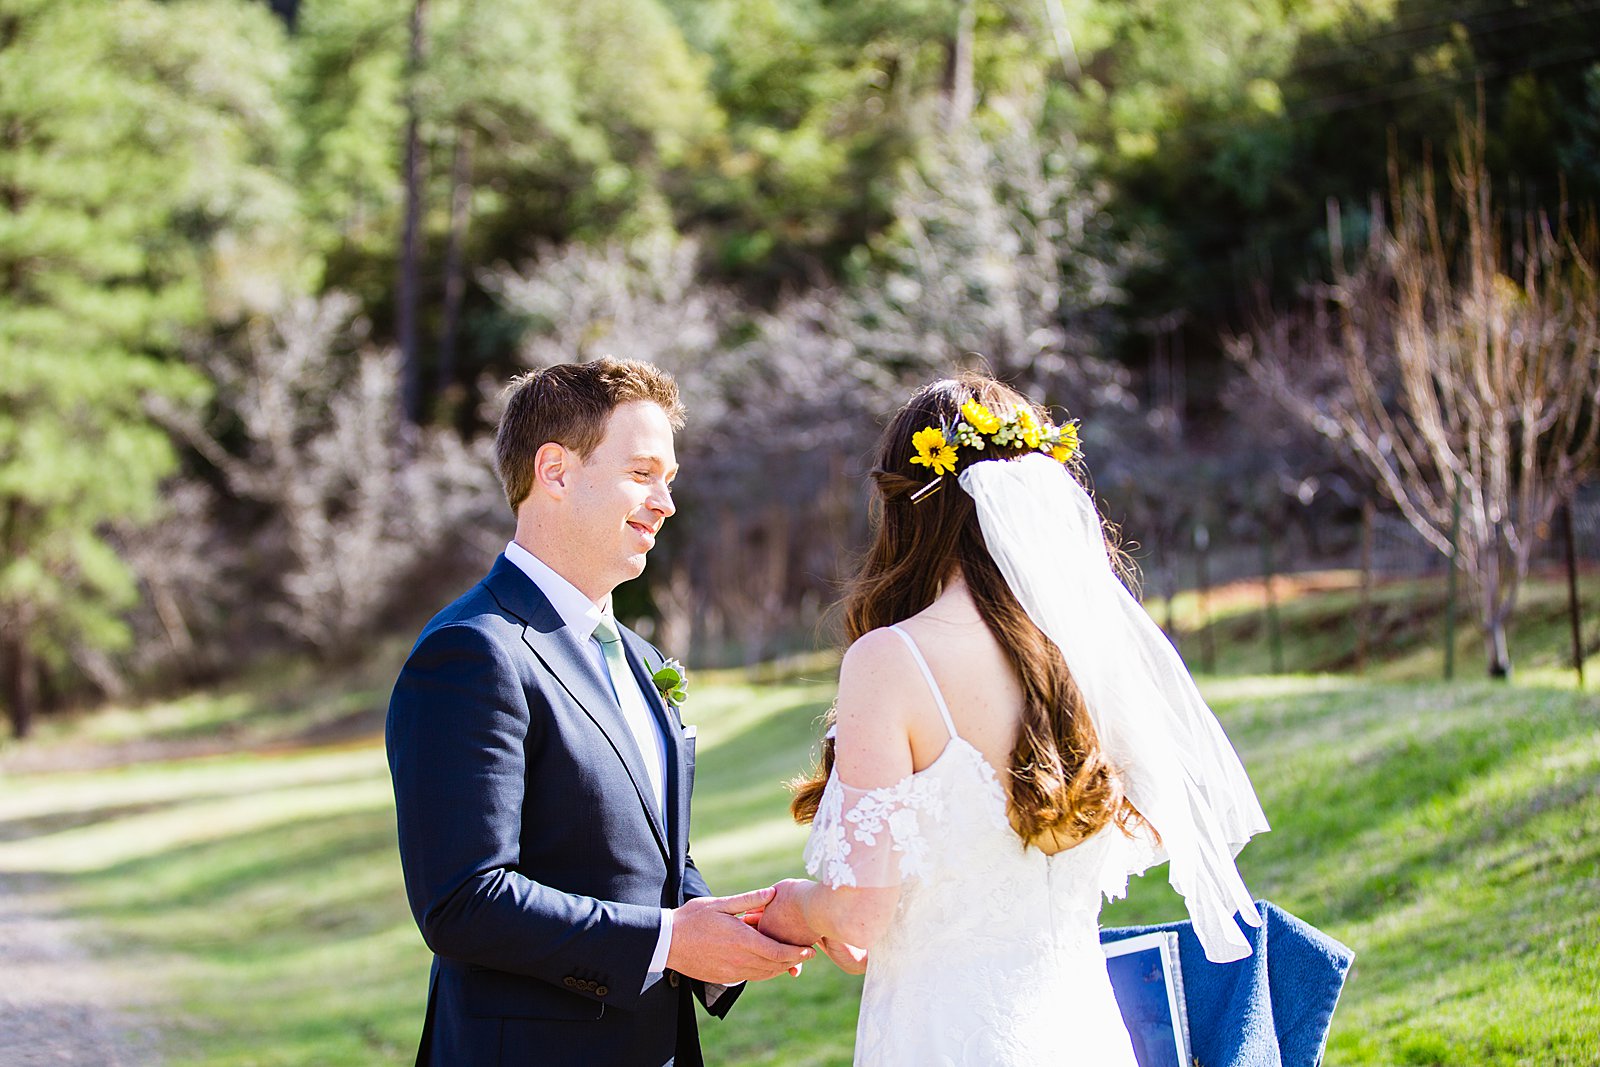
[621,630,690,867]
[484,557,671,861]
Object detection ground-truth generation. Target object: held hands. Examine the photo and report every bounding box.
[754,878,819,947]
[666,886,814,985]
[756,878,869,976]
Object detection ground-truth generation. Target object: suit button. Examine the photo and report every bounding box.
[667,972,680,988]
[563,977,577,988]
[595,985,609,997]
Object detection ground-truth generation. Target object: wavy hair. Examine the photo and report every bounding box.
[790,374,1148,852]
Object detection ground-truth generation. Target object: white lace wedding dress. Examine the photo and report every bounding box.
[805,626,1147,1066]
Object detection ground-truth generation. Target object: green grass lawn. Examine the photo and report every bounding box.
[0,588,1597,1065]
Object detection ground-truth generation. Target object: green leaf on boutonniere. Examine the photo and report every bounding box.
[652,658,688,707]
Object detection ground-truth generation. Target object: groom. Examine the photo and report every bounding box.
[387,358,812,1066]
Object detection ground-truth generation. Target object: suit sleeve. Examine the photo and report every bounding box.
[682,845,711,903]
[386,622,661,1008]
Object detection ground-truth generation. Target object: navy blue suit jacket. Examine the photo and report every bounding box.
[387,556,737,1066]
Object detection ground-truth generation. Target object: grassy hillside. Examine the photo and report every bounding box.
[0,576,1595,1065]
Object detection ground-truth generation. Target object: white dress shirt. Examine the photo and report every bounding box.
[503,540,674,986]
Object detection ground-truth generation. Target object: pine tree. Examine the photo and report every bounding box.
[0,0,292,736]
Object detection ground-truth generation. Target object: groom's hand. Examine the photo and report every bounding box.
[667,886,815,985]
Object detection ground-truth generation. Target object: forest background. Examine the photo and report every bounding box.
[4,0,1600,737]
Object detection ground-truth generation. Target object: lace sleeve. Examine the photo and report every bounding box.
[803,771,946,888]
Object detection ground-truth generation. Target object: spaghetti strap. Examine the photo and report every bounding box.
[887,625,959,740]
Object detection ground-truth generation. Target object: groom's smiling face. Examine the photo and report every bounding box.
[561,399,679,598]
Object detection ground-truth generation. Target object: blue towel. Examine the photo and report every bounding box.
[1100,900,1354,1067]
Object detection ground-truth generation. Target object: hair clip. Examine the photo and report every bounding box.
[909,477,946,504]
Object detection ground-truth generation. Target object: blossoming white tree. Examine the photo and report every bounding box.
[154,294,498,657]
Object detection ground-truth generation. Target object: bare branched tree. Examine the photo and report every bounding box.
[112,479,243,682]
[1233,108,1600,677]
[155,294,499,657]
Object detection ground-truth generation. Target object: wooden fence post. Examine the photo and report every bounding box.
[1261,521,1284,674]
[1165,533,1182,654]
[1357,499,1374,676]
[1563,498,1585,689]
[1194,522,1215,674]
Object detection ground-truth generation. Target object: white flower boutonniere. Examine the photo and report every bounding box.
[652,658,688,708]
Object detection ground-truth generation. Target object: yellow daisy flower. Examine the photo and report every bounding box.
[1051,422,1080,463]
[1016,408,1043,449]
[960,398,1001,435]
[910,426,958,476]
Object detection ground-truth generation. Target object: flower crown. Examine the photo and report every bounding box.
[907,398,1079,502]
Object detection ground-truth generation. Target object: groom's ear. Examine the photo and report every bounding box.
[532,441,572,498]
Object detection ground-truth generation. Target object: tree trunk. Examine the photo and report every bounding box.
[1444,474,1461,680]
[1039,0,1081,80]
[942,0,975,131]
[438,122,475,420]
[1480,524,1514,680]
[397,0,429,426]
[4,627,36,740]
[1483,612,1512,679]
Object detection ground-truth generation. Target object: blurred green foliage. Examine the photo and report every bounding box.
[0,0,301,733]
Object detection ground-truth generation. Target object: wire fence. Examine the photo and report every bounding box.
[1144,491,1600,593]
[1131,488,1599,680]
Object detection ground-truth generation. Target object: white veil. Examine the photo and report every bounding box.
[959,454,1269,963]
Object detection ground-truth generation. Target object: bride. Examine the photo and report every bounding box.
[756,374,1270,1065]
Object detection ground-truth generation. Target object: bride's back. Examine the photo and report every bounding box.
[815,583,1144,1066]
[891,583,1027,784]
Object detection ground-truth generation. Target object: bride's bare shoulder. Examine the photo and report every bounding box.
[833,629,921,784]
[838,627,917,689]
[838,626,941,724]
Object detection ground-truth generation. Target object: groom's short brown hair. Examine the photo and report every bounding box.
[495,358,686,512]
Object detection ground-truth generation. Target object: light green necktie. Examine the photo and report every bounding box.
[592,614,667,820]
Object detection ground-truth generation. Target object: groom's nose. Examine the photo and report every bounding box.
[648,481,676,520]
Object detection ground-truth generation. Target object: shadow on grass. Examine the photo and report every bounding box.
[0,799,205,844]
[70,807,402,935]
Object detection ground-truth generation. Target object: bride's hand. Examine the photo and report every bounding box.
[818,936,868,975]
[755,878,821,950]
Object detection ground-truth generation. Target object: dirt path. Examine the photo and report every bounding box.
[0,872,162,1066]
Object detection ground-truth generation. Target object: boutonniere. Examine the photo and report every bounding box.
[651,658,688,708]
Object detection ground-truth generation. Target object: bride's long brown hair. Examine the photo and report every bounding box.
[790,374,1148,852]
